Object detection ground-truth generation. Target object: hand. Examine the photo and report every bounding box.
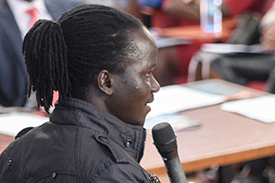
[162,0,200,21]
[261,25,275,51]
[182,0,194,4]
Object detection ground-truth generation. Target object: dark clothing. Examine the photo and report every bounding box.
[0,98,157,182]
[0,0,83,107]
[210,52,275,86]
[192,50,275,92]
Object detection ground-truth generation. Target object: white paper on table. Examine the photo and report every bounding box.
[201,43,267,54]
[146,85,225,119]
[155,37,190,48]
[221,95,275,123]
[0,112,48,136]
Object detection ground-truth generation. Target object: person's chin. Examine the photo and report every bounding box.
[145,105,151,113]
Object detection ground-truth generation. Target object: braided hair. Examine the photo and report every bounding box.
[22,4,144,113]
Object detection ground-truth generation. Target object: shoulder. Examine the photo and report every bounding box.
[0,122,80,182]
[0,0,13,20]
[44,0,85,20]
[45,0,84,9]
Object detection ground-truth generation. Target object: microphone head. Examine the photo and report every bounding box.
[152,122,177,156]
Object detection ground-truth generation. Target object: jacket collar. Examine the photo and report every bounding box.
[50,97,146,163]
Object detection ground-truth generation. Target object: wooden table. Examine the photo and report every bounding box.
[140,79,275,182]
[1,79,274,182]
[0,134,13,153]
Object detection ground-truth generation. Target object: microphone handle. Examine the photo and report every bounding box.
[163,149,187,183]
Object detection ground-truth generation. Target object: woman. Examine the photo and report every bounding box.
[0,4,160,182]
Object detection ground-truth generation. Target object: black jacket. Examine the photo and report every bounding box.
[0,98,159,182]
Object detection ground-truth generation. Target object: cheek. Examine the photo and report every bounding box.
[133,77,151,93]
[134,78,143,90]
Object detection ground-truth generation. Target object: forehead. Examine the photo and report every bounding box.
[129,27,157,51]
[122,28,157,71]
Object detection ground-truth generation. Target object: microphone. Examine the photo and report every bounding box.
[152,122,187,183]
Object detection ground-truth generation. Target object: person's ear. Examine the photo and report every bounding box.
[97,70,114,95]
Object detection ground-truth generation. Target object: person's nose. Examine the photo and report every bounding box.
[151,76,160,93]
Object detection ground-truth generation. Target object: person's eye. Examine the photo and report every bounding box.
[145,71,152,78]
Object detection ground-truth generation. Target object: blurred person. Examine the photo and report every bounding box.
[209,1,275,92]
[261,1,275,93]
[0,4,160,182]
[147,0,269,86]
[152,0,268,31]
[85,0,145,24]
[0,0,84,108]
[262,25,275,50]
[206,3,275,181]
[261,1,275,51]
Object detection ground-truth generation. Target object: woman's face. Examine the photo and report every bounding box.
[107,27,160,126]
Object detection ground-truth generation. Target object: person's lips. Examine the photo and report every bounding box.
[146,95,154,105]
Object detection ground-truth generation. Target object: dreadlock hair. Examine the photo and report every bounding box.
[22,4,144,113]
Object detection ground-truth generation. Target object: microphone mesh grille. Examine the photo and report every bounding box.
[152,122,177,154]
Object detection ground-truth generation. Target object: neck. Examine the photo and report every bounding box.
[85,86,110,114]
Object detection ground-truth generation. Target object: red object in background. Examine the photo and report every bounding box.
[246,81,267,91]
[226,0,267,17]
